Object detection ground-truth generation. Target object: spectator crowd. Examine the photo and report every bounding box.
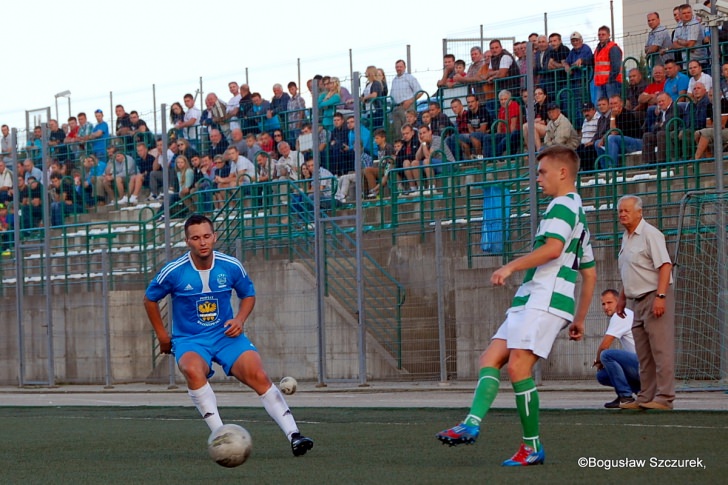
[0,3,725,237]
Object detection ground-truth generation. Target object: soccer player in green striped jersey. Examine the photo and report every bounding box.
[437,145,597,466]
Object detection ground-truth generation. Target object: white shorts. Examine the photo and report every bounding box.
[492,308,569,359]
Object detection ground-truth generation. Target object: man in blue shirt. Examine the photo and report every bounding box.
[89,110,109,162]
[562,32,594,126]
[144,214,314,457]
[663,60,689,102]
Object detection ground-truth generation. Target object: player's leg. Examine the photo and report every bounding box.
[177,350,223,432]
[504,348,543,464]
[436,338,509,446]
[501,310,563,466]
[228,348,314,456]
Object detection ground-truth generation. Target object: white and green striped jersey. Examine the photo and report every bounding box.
[509,193,595,321]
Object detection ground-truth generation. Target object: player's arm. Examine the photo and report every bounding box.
[491,237,564,285]
[616,288,627,318]
[593,333,616,370]
[143,295,172,354]
[569,265,596,341]
[224,295,256,337]
[652,262,672,317]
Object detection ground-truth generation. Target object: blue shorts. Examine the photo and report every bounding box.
[172,330,258,378]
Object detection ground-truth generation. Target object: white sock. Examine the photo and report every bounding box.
[260,384,299,441]
[188,382,224,431]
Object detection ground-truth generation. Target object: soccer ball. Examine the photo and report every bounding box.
[279,376,297,395]
[207,424,252,468]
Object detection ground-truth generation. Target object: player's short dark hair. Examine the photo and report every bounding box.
[536,145,580,176]
[184,214,214,237]
[601,289,619,298]
[373,128,387,138]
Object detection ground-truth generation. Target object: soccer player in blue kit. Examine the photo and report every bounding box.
[143,214,313,456]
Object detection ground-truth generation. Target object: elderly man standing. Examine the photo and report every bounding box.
[390,59,423,138]
[616,195,675,410]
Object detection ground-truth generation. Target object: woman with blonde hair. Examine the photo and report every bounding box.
[318,76,342,130]
[361,66,384,129]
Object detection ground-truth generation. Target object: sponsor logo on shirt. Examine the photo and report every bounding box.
[196,296,219,326]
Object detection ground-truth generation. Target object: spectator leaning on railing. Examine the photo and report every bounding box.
[671,3,708,70]
[88,109,109,162]
[593,25,623,102]
[645,11,674,65]
[562,31,594,127]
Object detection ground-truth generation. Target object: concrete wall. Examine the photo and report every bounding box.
[0,230,634,385]
[0,261,406,386]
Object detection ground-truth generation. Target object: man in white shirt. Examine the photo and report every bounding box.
[576,102,600,171]
[594,289,639,409]
[0,159,13,204]
[1,124,13,161]
[687,59,712,95]
[179,93,201,150]
[390,59,423,138]
[224,147,255,185]
[276,142,303,181]
[226,82,242,131]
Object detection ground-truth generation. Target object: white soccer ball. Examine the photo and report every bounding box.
[207,424,252,468]
[279,376,298,395]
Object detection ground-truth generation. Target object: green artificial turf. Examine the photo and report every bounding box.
[0,407,724,484]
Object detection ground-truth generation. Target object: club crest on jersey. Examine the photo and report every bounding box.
[216,273,228,288]
[196,296,219,326]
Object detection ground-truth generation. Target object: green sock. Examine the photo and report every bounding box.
[513,377,541,452]
[463,367,500,427]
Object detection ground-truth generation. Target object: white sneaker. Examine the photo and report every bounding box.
[149,194,157,201]
[129,195,138,204]
[118,195,129,204]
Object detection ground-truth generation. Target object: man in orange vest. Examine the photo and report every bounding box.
[593,25,623,103]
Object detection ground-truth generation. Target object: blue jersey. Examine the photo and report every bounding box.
[92,121,109,154]
[145,251,255,339]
